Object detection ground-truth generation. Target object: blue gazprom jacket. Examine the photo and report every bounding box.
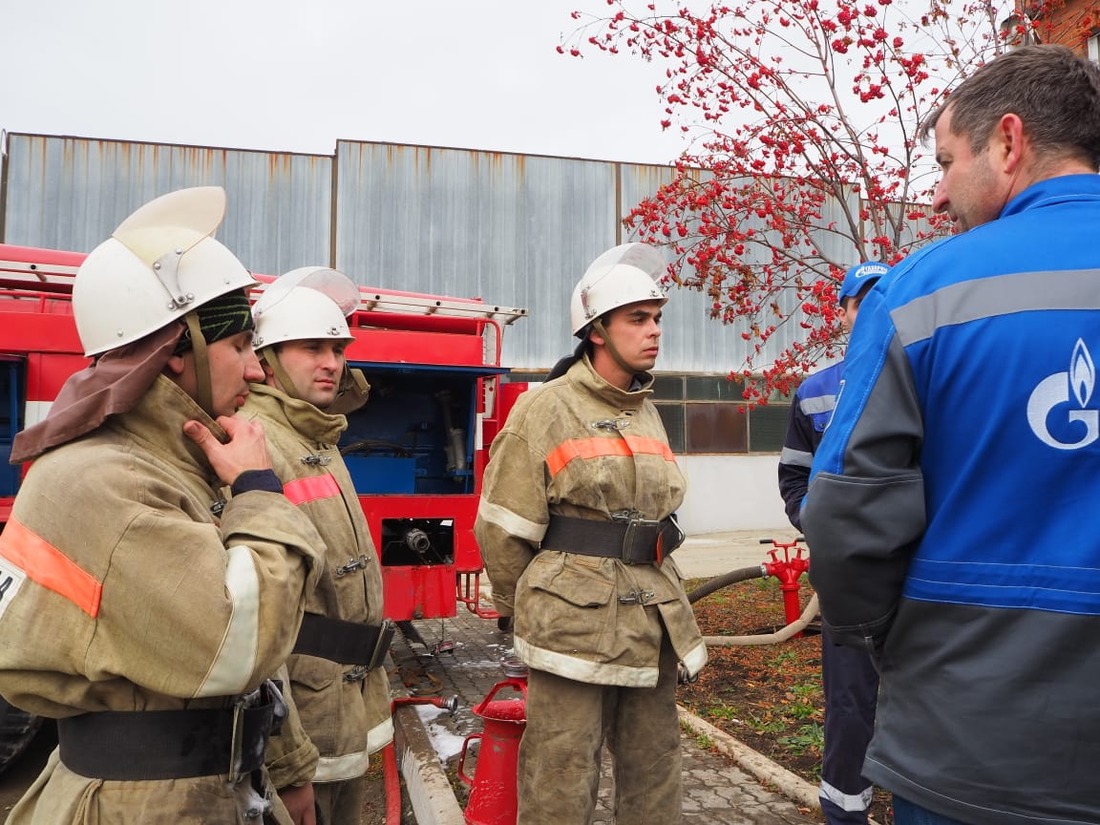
[777,361,843,530]
[802,175,1100,825]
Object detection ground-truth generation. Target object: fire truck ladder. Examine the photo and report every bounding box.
[0,256,80,291]
[354,292,527,326]
[0,255,529,327]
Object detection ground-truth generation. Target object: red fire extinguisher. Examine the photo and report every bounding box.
[457,656,528,825]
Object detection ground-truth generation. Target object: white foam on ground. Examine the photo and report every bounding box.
[415,704,469,762]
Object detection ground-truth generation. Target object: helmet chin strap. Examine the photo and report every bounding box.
[184,313,215,418]
[258,346,303,401]
[591,319,637,378]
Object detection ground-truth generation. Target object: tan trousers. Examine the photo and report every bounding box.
[314,774,367,825]
[516,635,682,824]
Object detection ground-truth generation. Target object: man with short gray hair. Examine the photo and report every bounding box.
[803,45,1100,825]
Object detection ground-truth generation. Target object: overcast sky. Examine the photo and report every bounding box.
[1,0,692,165]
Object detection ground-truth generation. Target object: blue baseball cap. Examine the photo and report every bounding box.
[838,262,888,305]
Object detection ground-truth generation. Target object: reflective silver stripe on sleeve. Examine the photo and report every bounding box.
[680,639,708,679]
[892,269,1100,347]
[780,447,813,469]
[313,716,395,782]
[315,749,369,783]
[366,715,395,755]
[197,544,260,697]
[477,499,547,543]
[799,394,836,415]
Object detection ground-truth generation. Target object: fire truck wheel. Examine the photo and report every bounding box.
[0,696,42,775]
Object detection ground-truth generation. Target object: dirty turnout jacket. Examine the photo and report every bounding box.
[246,385,393,788]
[475,356,706,687]
[0,376,324,824]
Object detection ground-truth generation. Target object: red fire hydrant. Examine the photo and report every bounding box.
[458,659,528,825]
[762,537,810,637]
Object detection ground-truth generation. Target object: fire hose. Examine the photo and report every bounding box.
[686,537,820,646]
[703,593,819,647]
[686,564,768,602]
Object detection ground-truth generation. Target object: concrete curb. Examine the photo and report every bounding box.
[678,710,885,825]
[393,703,465,825]
[677,706,822,812]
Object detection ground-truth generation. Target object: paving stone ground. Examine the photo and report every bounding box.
[390,601,823,825]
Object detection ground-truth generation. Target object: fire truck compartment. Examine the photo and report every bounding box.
[0,361,22,498]
[341,363,503,495]
[344,457,418,494]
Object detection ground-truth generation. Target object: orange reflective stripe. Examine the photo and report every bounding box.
[283,474,341,505]
[546,435,675,478]
[546,438,630,476]
[0,518,102,617]
[622,435,676,462]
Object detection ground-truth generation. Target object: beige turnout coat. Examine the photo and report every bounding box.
[475,357,706,687]
[245,386,393,788]
[0,376,325,824]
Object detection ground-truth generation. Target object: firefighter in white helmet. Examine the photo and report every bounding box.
[243,267,393,825]
[475,242,707,824]
[0,187,325,825]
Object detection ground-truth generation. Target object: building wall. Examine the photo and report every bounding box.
[0,134,332,274]
[677,455,791,533]
[1032,0,1098,53]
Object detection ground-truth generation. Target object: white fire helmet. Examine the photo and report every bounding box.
[251,266,360,349]
[569,242,669,337]
[72,187,255,357]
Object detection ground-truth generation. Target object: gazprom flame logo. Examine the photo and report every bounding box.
[1026,339,1099,450]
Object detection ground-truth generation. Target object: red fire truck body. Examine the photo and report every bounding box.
[0,243,527,623]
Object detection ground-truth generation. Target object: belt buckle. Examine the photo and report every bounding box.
[263,679,288,736]
[344,619,396,681]
[229,686,261,783]
[344,664,370,682]
[368,619,396,671]
[228,681,283,781]
[621,517,662,564]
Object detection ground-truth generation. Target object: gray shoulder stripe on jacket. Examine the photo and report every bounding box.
[780,447,813,468]
[891,268,1100,347]
[799,395,836,415]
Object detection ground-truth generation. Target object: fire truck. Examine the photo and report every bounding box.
[0,242,528,771]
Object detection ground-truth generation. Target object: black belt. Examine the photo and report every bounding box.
[57,690,281,781]
[540,514,684,564]
[293,613,395,673]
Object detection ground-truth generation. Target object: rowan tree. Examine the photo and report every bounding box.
[563,0,1068,402]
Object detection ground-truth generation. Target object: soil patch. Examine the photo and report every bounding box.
[678,575,892,825]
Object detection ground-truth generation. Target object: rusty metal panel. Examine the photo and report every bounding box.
[618,162,824,375]
[1,133,332,276]
[334,141,622,370]
[618,161,751,374]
